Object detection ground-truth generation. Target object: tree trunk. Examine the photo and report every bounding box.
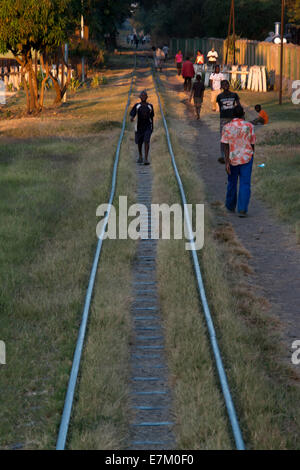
[39,55,49,110]
[22,66,31,114]
[15,54,31,114]
[49,65,71,106]
[30,59,40,112]
[49,71,62,104]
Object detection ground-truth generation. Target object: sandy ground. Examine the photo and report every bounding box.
[162,65,300,364]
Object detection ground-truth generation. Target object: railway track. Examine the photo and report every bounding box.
[56,54,245,451]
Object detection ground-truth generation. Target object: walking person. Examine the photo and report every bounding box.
[189,74,205,120]
[135,35,139,49]
[221,105,256,217]
[209,65,224,112]
[162,44,169,62]
[217,79,240,163]
[130,90,154,166]
[182,57,195,92]
[175,50,183,76]
[155,47,165,72]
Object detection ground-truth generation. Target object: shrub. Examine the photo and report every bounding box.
[68,78,80,93]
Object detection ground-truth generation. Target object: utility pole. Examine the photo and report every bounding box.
[81,0,85,82]
[232,0,236,65]
[225,0,236,65]
[279,0,285,105]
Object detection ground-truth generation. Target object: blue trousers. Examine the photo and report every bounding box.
[226,158,253,213]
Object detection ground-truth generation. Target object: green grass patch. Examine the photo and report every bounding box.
[254,150,300,240]
[240,90,300,239]
[0,57,135,449]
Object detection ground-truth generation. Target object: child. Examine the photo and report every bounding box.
[251,104,269,125]
[189,75,205,120]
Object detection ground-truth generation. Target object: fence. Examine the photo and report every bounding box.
[170,37,300,92]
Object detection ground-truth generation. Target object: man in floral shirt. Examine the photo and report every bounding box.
[221,105,256,217]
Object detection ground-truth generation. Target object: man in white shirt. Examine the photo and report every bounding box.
[209,65,224,112]
[154,47,165,72]
[207,47,218,64]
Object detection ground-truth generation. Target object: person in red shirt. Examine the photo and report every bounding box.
[182,57,195,92]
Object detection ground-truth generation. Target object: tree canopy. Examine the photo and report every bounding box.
[0,0,132,113]
[84,0,132,41]
[287,0,300,23]
[134,0,289,41]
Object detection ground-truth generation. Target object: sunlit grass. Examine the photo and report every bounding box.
[0,56,135,449]
[155,67,300,449]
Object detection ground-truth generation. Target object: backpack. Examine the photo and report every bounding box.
[138,103,152,123]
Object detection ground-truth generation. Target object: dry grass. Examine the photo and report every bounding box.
[68,125,137,450]
[0,57,136,449]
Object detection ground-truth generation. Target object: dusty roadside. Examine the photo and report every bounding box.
[160,66,300,365]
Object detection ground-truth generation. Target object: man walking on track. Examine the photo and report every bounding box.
[221,105,256,218]
[182,57,195,92]
[217,79,240,164]
[189,74,205,120]
[175,50,183,75]
[209,65,224,112]
[130,90,154,166]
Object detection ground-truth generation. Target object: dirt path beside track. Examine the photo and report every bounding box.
[161,66,300,363]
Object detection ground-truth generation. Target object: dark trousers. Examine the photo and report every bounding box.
[184,77,192,92]
[177,63,182,75]
[251,117,264,125]
[226,158,253,213]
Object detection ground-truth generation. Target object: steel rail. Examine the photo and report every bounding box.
[56,57,136,450]
[56,54,245,450]
[152,70,245,450]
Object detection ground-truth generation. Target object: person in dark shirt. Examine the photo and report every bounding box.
[217,80,240,163]
[130,90,154,165]
[189,74,205,120]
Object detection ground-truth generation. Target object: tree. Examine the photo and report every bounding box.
[287,0,300,23]
[84,0,132,45]
[133,0,283,42]
[0,0,77,113]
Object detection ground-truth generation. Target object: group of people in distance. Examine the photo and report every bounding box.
[127,33,150,49]
[175,47,218,77]
[129,47,269,218]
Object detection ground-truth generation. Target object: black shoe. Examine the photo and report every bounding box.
[238,211,247,218]
[218,157,225,164]
[144,161,150,165]
[137,157,143,164]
